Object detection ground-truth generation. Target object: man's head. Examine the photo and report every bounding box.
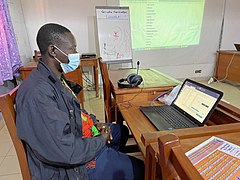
[36,23,71,55]
[36,23,79,75]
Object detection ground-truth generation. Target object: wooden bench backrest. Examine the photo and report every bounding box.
[158,133,203,180]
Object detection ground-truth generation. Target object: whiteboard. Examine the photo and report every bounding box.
[95,6,133,63]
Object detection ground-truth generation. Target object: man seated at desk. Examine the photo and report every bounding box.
[16,23,144,179]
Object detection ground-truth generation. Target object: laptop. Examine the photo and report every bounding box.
[234,44,240,51]
[140,79,223,131]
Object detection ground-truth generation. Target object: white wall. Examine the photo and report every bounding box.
[8,0,32,65]
[18,0,240,79]
[221,0,240,50]
[20,0,109,55]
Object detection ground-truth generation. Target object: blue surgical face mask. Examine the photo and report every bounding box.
[54,45,80,73]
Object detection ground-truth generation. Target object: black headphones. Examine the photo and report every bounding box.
[117,73,143,88]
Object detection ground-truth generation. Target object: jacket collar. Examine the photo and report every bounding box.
[36,60,67,94]
[37,60,78,105]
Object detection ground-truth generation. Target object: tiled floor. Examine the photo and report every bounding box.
[0,80,239,179]
[0,126,22,180]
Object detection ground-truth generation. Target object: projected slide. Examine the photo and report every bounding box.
[120,0,205,50]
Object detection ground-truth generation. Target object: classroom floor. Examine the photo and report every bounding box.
[0,80,239,179]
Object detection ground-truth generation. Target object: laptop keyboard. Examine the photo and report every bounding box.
[152,106,195,129]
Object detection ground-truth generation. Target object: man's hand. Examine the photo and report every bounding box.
[98,124,112,144]
[95,123,106,132]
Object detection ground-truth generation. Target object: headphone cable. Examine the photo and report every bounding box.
[117,81,145,108]
[81,67,95,88]
[216,52,236,82]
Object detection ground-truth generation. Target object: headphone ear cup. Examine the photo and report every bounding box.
[131,75,139,84]
[131,75,143,87]
[127,73,137,84]
[117,78,126,88]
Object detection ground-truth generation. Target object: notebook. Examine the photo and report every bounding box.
[234,44,240,51]
[140,79,223,131]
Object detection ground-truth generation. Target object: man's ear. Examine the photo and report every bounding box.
[48,45,56,57]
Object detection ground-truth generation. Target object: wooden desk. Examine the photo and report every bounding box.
[109,69,180,104]
[19,61,39,80]
[118,101,157,156]
[118,100,240,160]
[215,50,240,83]
[145,123,240,180]
[19,61,84,108]
[81,58,99,97]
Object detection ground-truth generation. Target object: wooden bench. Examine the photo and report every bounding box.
[143,101,240,180]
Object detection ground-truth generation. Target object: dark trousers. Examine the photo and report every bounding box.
[87,124,144,180]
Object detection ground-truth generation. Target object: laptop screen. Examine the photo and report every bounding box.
[234,44,240,51]
[172,79,223,124]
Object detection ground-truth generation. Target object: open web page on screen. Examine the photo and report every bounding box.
[174,82,218,123]
[120,0,205,50]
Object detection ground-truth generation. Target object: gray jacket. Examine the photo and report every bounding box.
[16,61,106,179]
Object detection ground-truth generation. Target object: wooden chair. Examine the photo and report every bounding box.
[99,58,139,152]
[34,50,41,61]
[0,86,31,180]
[99,58,117,123]
[157,133,203,180]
